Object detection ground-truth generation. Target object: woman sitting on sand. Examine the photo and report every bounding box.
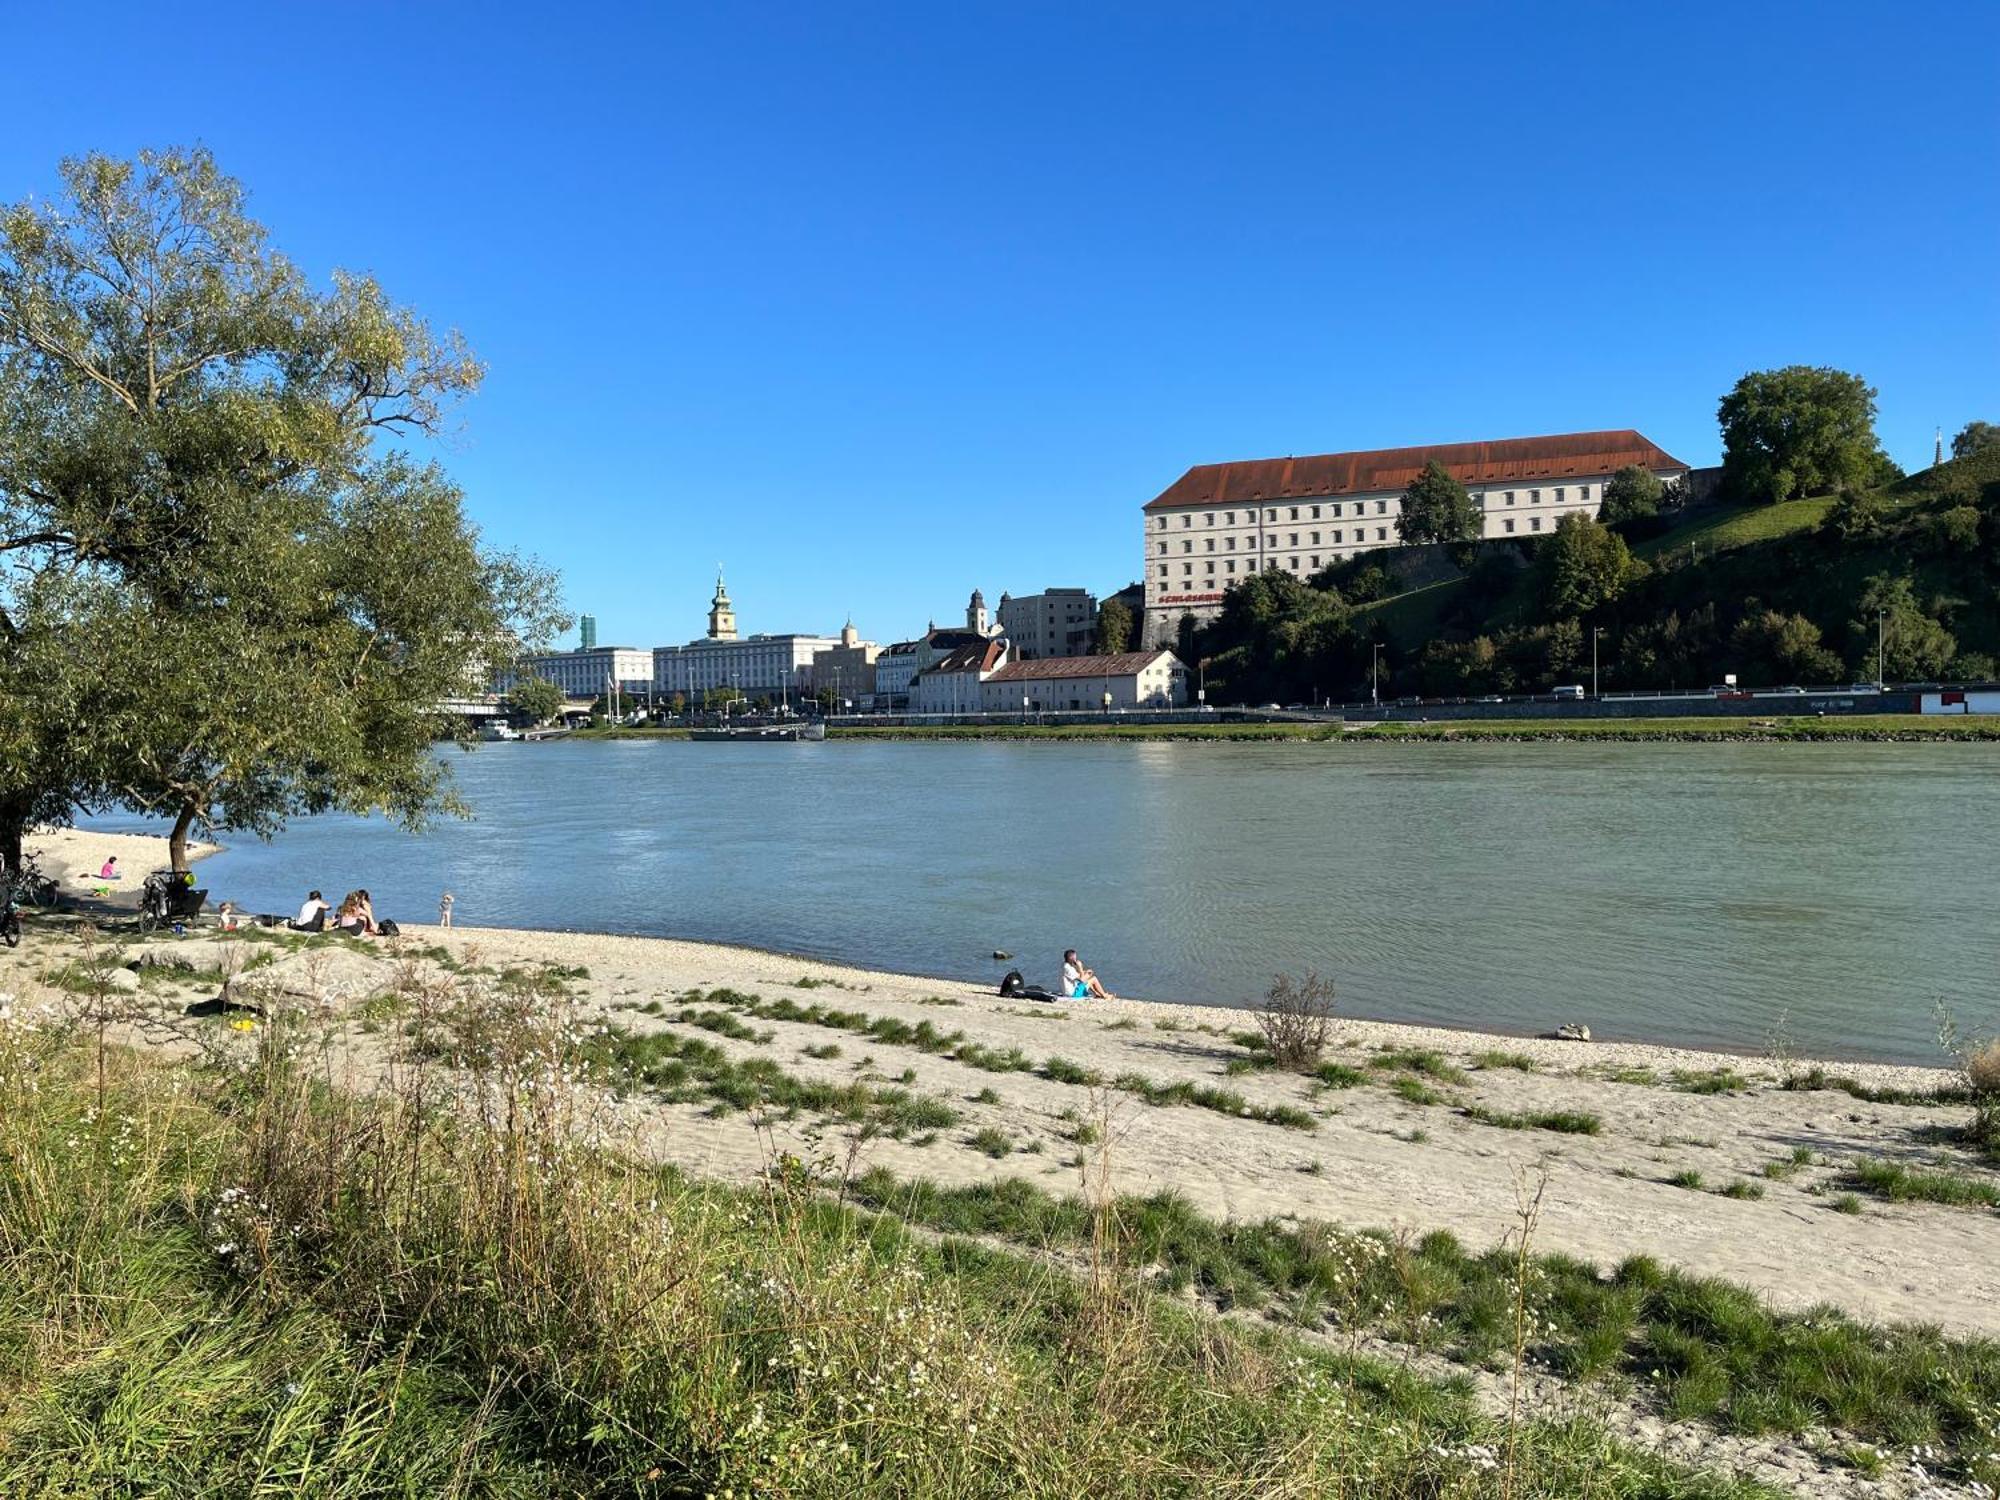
[1061,949,1112,1000]
[335,891,374,936]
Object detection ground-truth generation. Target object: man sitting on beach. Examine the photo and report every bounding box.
[1061,949,1112,1000]
[290,890,330,932]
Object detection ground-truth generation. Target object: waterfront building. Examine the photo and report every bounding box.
[1141,429,1688,644]
[909,638,1009,714]
[651,572,840,701]
[578,614,598,650]
[809,619,881,704]
[506,646,652,700]
[984,651,1186,712]
[997,587,1096,660]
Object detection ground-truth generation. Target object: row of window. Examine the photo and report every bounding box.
[1154,483,1598,529]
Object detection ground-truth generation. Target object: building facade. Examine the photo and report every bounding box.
[508,646,653,699]
[651,573,840,700]
[909,639,1008,715]
[808,619,881,703]
[997,587,1097,659]
[1141,429,1688,644]
[984,652,1186,712]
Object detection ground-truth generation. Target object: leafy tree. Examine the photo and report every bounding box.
[1598,466,1664,525]
[1536,514,1641,619]
[1718,365,1883,503]
[1729,610,1841,686]
[0,148,558,870]
[504,675,564,725]
[1853,575,1957,682]
[704,685,743,710]
[1095,597,1132,655]
[1950,422,1998,462]
[1395,460,1481,547]
[1822,487,1892,542]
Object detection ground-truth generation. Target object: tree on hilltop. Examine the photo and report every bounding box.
[1536,513,1641,619]
[1717,366,1885,503]
[0,147,561,871]
[1952,421,1999,462]
[1598,465,1665,525]
[1395,460,1481,548]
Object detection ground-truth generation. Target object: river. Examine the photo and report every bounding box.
[80,739,2000,1065]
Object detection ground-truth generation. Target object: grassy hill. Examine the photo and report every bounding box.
[1201,447,2000,702]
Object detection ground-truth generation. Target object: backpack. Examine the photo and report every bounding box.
[998,969,1025,997]
[376,918,401,938]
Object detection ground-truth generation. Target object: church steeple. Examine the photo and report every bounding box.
[707,569,737,641]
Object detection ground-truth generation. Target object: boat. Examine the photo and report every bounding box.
[689,721,826,743]
[480,723,522,742]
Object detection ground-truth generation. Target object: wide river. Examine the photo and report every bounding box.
[83,740,2000,1064]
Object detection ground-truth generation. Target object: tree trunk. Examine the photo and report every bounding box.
[169,802,196,875]
[0,809,22,877]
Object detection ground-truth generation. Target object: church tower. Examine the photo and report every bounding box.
[707,570,738,641]
[967,588,989,635]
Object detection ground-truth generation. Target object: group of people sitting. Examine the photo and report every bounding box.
[289,888,394,937]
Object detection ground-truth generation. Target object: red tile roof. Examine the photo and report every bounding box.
[926,639,1007,675]
[1143,430,1687,511]
[986,651,1175,682]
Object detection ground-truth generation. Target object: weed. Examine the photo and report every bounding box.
[1472,1051,1538,1073]
[1668,1169,1705,1190]
[968,1126,1014,1158]
[1463,1106,1601,1136]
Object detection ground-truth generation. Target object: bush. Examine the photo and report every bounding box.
[1254,971,1337,1072]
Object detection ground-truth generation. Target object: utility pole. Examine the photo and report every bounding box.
[1877,607,1888,689]
[1370,642,1382,705]
[1592,626,1602,699]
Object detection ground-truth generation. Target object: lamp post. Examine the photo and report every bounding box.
[1370,642,1382,705]
[1877,607,1888,689]
[1591,626,1603,700]
[1022,693,1030,726]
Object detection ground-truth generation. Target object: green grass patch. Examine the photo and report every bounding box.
[1462,1106,1602,1136]
[1370,1049,1469,1085]
[1471,1050,1538,1073]
[1845,1160,2000,1210]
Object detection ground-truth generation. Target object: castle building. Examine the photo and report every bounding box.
[1141,429,1688,644]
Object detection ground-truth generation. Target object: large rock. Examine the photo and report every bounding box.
[246,946,396,1006]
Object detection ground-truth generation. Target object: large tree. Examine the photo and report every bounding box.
[1598,465,1665,526]
[0,148,558,870]
[504,674,565,725]
[1952,421,1999,462]
[1395,460,1481,547]
[1536,513,1640,619]
[1717,365,1883,503]
[1094,597,1133,655]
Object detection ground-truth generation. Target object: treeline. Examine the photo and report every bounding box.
[1187,379,2000,703]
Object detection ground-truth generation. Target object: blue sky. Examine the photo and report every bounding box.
[6,2,1995,649]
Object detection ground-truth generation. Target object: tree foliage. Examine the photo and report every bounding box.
[1852,575,1957,682]
[1718,366,1883,503]
[504,675,565,725]
[1952,421,1999,462]
[1395,461,1481,547]
[0,147,561,869]
[1094,597,1132,655]
[1598,466,1664,526]
[1536,514,1641,620]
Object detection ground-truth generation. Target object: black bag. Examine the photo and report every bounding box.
[998,969,1025,997]
[376,918,400,937]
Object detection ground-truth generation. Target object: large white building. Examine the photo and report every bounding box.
[651,573,840,701]
[910,640,1187,714]
[1141,429,1688,644]
[508,646,653,699]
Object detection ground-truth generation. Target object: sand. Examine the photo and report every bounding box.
[11,828,1997,1344]
[20,826,219,910]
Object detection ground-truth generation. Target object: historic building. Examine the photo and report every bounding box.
[651,573,841,701]
[910,642,1187,714]
[997,587,1097,660]
[808,619,881,705]
[506,645,653,700]
[1141,429,1688,644]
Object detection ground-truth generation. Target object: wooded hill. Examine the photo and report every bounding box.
[1189,444,2000,704]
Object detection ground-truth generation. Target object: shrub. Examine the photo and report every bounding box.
[968,1127,1014,1158]
[1254,971,1337,1072]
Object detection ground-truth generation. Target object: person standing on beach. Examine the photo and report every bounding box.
[1062,949,1112,1000]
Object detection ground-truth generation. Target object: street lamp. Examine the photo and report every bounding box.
[1103,690,1112,718]
[1370,642,1383,705]
[1591,626,1603,700]
[1877,607,1888,689]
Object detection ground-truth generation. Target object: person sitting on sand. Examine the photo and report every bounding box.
[98,857,119,880]
[1061,948,1112,1000]
[335,891,374,936]
[290,890,330,932]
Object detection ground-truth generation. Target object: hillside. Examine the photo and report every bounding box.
[1192,447,2000,703]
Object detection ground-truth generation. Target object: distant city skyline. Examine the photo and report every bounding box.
[7,2,1993,649]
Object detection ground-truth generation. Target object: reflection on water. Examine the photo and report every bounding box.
[82,739,2000,1064]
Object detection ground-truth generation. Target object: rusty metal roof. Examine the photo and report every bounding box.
[925,640,1007,675]
[1143,430,1687,511]
[987,652,1175,682]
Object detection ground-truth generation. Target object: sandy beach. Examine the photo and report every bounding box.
[10,826,1994,1349]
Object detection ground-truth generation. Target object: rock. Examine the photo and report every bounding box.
[100,966,142,993]
[992,950,1012,961]
[249,947,394,1005]
[1545,1022,1593,1042]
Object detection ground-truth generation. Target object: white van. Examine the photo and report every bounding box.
[1551,684,1586,701]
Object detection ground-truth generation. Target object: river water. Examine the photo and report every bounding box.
[80,740,2000,1064]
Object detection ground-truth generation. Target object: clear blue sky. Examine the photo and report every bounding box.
[7,2,1995,649]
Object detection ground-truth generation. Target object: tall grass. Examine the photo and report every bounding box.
[0,954,1784,1496]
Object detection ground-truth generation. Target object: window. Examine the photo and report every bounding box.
[1289,506,1299,520]
[1375,500,1387,514]
[1311,505,1321,519]
[1205,537,1214,551]
[1529,489,1541,503]
[1181,540,1191,553]
[1204,561,1214,574]
[1204,513,1213,526]
[1226,536,1235,550]
[1156,542,1166,555]
[1265,508,1276,520]
[1225,559,1235,573]
[1578,484,1591,501]
[1155,516,1166,529]
[1265,534,1276,546]
[1376,526,1388,541]
[1287,557,1299,570]
[1505,491,1515,505]
[1181,514,1191,527]
[1287,532,1298,546]
[1332,529,1343,543]
[1222,511,1233,524]
[1554,487,1566,502]
[1531,516,1542,532]
[1503,518,1515,534]
[1181,563,1192,575]
[1156,565,1167,578]
[1311,531,1320,544]
[1310,555,1320,568]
